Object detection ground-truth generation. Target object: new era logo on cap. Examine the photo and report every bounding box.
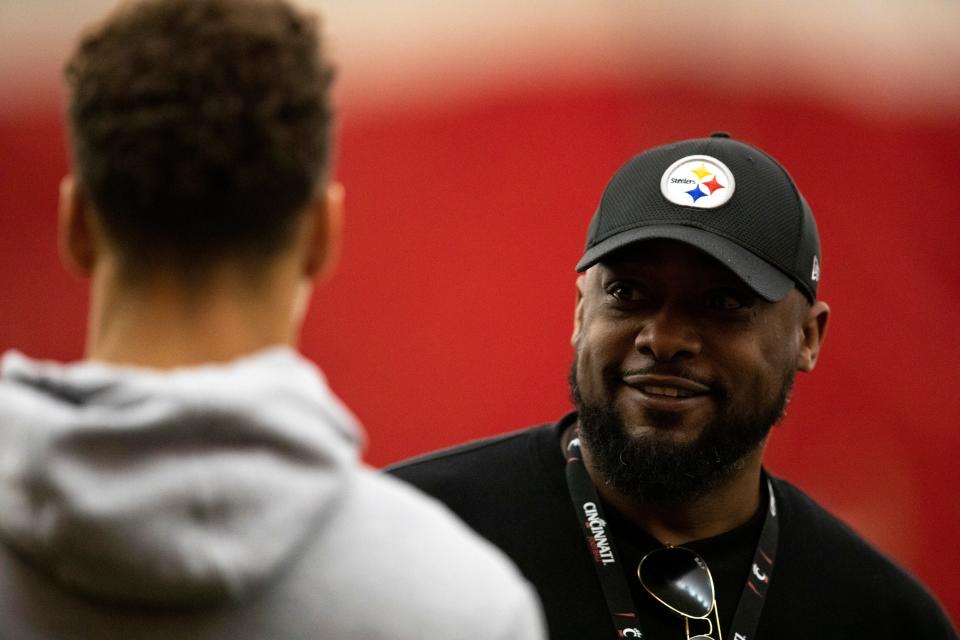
[660,155,735,209]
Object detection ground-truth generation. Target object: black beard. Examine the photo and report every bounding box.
[569,358,794,505]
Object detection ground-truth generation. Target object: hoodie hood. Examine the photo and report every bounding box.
[0,348,363,607]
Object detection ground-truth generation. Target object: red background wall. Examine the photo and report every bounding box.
[1,2,958,625]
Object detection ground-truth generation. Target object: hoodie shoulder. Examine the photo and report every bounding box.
[287,467,546,639]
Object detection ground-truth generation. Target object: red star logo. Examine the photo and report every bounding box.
[702,176,725,195]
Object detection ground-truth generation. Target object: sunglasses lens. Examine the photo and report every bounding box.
[638,547,714,618]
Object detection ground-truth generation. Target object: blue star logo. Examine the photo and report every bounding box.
[685,185,707,202]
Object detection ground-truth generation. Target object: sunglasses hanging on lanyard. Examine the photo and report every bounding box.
[639,545,720,640]
[565,432,779,640]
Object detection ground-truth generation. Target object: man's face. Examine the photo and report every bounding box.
[570,239,812,502]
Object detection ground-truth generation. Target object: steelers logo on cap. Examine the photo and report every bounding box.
[660,155,735,209]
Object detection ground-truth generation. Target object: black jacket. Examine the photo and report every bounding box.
[388,414,957,640]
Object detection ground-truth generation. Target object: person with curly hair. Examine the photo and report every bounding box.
[0,1,545,638]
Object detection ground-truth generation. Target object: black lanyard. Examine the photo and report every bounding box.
[565,433,779,640]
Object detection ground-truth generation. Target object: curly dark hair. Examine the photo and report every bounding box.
[65,0,335,275]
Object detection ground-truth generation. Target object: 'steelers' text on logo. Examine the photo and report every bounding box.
[583,502,616,565]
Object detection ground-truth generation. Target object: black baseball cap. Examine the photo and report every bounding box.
[576,133,821,301]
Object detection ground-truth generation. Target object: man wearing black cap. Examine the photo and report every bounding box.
[389,134,957,639]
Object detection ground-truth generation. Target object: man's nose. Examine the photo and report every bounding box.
[634,309,702,362]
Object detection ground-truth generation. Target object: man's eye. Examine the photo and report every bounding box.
[705,291,752,311]
[608,284,646,302]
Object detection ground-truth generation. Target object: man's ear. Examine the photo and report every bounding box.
[571,275,586,347]
[58,175,98,278]
[303,181,344,281]
[797,299,830,372]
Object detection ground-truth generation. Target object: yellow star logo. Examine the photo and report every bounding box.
[690,163,711,180]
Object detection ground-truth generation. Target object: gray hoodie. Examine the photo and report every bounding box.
[0,348,545,639]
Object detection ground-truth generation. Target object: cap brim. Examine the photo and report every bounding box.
[575,225,795,302]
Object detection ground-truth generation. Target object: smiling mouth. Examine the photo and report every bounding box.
[620,374,712,401]
[641,385,699,398]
